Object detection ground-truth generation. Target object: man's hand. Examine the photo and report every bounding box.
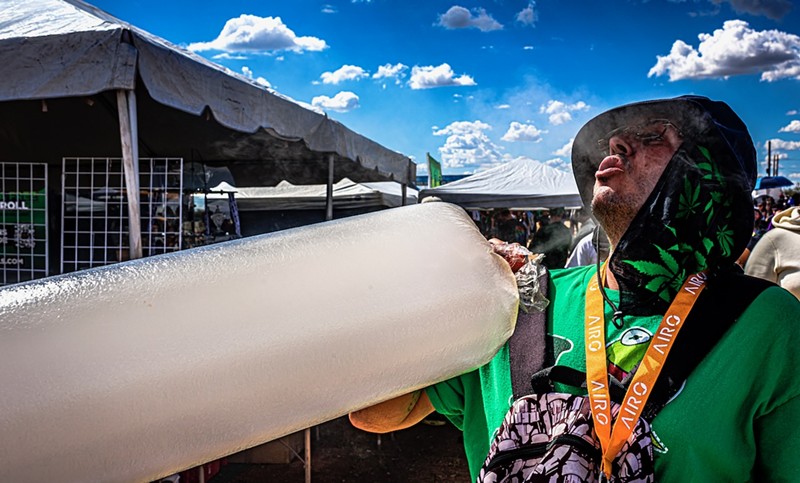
[349,390,435,433]
[489,238,532,273]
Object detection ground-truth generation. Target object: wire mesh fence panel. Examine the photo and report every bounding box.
[0,162,48,286]
[61,157,183,274]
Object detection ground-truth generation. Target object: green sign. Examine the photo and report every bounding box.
[0,189,47,282]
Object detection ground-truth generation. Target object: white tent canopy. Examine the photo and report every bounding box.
[209,179,418,211]
[418,158,582,209]
[0,0,414,185]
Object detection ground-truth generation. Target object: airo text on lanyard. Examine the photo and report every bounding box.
[584,266,708,479]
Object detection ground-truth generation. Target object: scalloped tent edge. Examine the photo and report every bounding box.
[0,0,415,185]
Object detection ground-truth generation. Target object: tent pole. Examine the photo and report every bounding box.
[326,154,334,221]
[117,89,143,260]
[304,428,312,483]
[401,183,407,206]
[127,89,143,257]
[127,90,140,193]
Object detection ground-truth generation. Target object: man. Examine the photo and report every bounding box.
[350,96,800,481]
[530,207,572,269]
[745,205,800,299]
[492,208,528,245]
[564,225,610,268]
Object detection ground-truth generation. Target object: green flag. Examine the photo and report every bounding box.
[427,153,442,188]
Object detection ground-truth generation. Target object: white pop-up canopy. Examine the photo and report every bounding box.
[418,157,582,209]
[209,179,418,210]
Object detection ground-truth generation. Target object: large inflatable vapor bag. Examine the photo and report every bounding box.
[0,201,519,483]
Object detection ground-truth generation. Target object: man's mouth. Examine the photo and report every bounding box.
[595,155,625,181]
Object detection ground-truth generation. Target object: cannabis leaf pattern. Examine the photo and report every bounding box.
[623,146,733,301]
[676,178,701,220]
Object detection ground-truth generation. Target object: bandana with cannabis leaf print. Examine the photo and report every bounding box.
[608,141,754,316]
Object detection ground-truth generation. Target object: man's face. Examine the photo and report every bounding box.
[591,119,683,244]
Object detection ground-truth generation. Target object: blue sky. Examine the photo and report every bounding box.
[91,0,800,183]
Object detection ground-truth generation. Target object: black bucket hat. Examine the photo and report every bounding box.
[572,95,757,209]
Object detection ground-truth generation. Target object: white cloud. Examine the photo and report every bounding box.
[321,4,337,13]
[787,172,800,181]
[496,104,511,109]
[408,63,476,89]
[501,121,547,142]
[779,120,800,133]
[516,1,538,26]
[188,15,327,54]
[714,0,792,20]
[539,100,589,125]
[320,65,369,84]
[648,20,800,82]
[372,63,409,84]
[433,120,491,137]
[437,6,503,32]
[432,120,506,169]
[311,91,360,112]
[788,110,799,115]
[767,138,800,150]
[523,45,534,50]
[553,138,574,158]
[212,53,249,60]
[241,66,272,88]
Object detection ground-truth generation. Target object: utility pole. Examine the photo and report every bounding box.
[774,154,780,177]
[767,140,771,176]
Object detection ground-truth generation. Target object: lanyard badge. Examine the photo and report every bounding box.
[585,265,708,478]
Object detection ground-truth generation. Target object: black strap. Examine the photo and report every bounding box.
[508,270,549,400]
[640,269,775,419]
[508,266,775,419]
[530,365,627,402]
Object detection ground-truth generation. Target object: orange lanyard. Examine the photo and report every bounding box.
[585,265,708,478]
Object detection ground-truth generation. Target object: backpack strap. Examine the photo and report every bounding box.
[641,269,775,419]
[508,270,550,400]
[530,365,627,402]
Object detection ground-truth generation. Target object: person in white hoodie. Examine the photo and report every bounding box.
[746,205,800,300]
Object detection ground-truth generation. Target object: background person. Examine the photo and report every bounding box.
[491,208,528,245]
[529,207,572,269]
[745,205,800,299]
[564,224,610,268]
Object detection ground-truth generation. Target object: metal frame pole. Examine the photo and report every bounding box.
[116,89,142,259]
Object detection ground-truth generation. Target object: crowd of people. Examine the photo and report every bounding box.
[487,207,607,270]
[487,189,800,301]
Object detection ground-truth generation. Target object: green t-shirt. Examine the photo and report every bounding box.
[427,264,800,482]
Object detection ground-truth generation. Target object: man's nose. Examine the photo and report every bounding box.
[608,134,633,157]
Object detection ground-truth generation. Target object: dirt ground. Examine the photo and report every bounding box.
[210,415,471,483]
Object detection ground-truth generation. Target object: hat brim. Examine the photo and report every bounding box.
[571,98,711,209]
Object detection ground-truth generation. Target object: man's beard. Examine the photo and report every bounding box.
[591,187,641,248]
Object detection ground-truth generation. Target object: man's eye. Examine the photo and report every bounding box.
[638,133,664,145]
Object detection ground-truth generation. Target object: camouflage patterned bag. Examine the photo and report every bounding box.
[476,391,654,483]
